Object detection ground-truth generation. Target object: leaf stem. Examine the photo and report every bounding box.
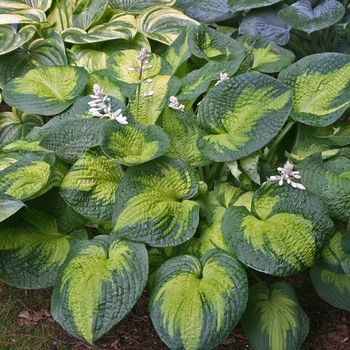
[248,268,262,283]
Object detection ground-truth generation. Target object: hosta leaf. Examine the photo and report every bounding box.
[60,149,124,222]
[157,108,211,167]
[0,205,87,289]
[238,4,292,46]
[278,0,345,35]
[298,153,350,221]
[0,9,46,24]
[198,73,292,162]
[51,235,148,344]
[222,182,334,276]
[113,156,200,247]
[109,0,175,13]
[0,152,68,201]
[100,120,170,166]
[310,265,350,311]
[0,108,43,144]
[136,6,198,45]
[237,35,295,73]
[39,117,106,163]
[71,0,108,30]
[62,13,137,44]
[278,53,350,126]
[0,24,36,55]
[0,193,25,222]
[241,282,309,350]
[214,181,246,208]
[2,66,89,115]
[149,249,248,350]
[46,0,72,32]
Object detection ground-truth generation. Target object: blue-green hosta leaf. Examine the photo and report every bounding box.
[0,152,68,201]
[62,13,137,44]
[237,35,295,73]
[310,265,350,311]
[0,108,43,144]
[238,4,292,46]
[2,66,89,115]
[39,117,106,163]
[278,53,350,127]
[60,149,124,222]
[0,24,36,55]
[51,235,148,344]
[71,0,108,30]
[157,108,211,167]
[149,249,248,350]
[298,154,350,221]
[198,73,293,162]
[136,6,198,45]
[0,193,25,222]
[0,205,87,289]
[100,120,170,166]
[188,24,246,61]
[109,0,175,13]
[241,282,309,350]
[0,9,46,24]
[222,182,334,276]
[278,0,345,35]
[113,156,200,247]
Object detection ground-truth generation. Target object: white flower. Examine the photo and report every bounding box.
[168,96,185,111]
[110,109,128,124]
[215,72,229,86]
[269,160,306,190]
[135,47,151,63]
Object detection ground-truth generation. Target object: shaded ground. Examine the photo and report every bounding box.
[0,270,349,350]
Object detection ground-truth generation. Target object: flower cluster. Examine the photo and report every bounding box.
[269,160,306,190]
[88,84,128,124]
[168,96,185,111]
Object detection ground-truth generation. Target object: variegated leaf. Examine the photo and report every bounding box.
[0,24,36,55]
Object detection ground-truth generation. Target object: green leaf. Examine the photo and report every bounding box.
[198,73,293,162]
[62,13,137,44]
[39,117,106,163]
[113,156,200,247]
[2,66,89,115]
[278,53,350,126]
[109,0,175,13]
[0,152,68,201]
[238,4,292,46]
[0,9,46,24]
[0,193,25,222]
[0,205,87,289]
[149,249,248,350]
[136,6,198,45]
[278,0,345,35]
[51,235,148,344]
[237,35,295,73]
[298,154,350,221]
[60,149,124,222]
[157,108,211,167]
[100,120,170,166]
[71,0,108,30]
[222,182,334,276]
[0,24,36,55]
[0,108,44,144]
[241,282,309,350]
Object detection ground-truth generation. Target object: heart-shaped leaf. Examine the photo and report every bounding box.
[0,205,87,289]
[241,282,309,350]
[100,120,170,166]
[136,6,198,45]
[279,0,345,35]
[113,156,200,247]
[71,0,108,30]
[198,72,292,162]
[60,149,124,222]
[2,66,89,115]
[149,249,248,349]
[0,193,25,222]
[0,24,36,55]
[278,53,350,127]
[0,9,46,24]
[51,235,148,344]
[222,182,334,276]
[298,153,350,221]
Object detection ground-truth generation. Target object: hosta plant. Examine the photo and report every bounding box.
[1,1,350,349]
